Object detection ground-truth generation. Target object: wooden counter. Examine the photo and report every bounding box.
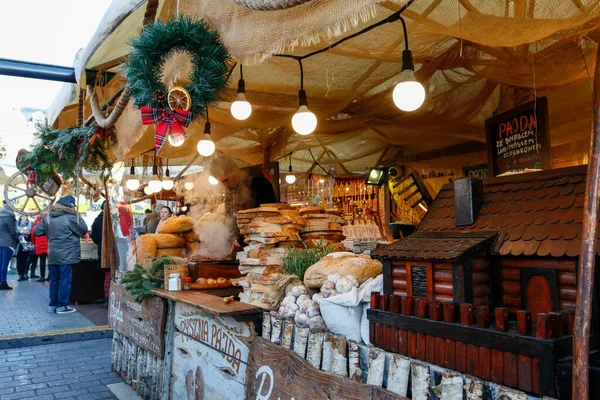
[152,289,262,318]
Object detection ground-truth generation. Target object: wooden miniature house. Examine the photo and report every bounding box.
[370,166,599,397]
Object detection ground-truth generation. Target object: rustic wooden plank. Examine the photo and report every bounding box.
[306,331,324,369]
[387,354,410,396]
[415,299,428,318]
[478,346,491,380]
[517,310,532,335]
[322,333,334,372]
[281,321,294,348]
[426,335,435,363]
[532,357,540,393]
[245,338,405,399]
[501,258,575,270]
[110,284,167,357]
[331,335,348,376]
[390,295,402,314]
[348,340,362,382]
[411,362,430,400]
[476,306,490,328]
[536,313,551,339]
[293,326,310,358]
[271,316,282,345]
[401,297,414,316]
[371,292,381,346]
[366,347,386,386]
[384,325,393,351]
[497,386,528,399]
[443,302,457,323]
[467,343,479,376]
[399,329,408,355]
[495,307,509,332]
[445,339,456,370]
[408,331,417,358]
[518,354,533,392]
[262,312,271,340]
[416,333,426,361]
[434,337,445,366]
[160,299,175,400]
[504,352,519,388]
[430,301,443,321]
[440,370,463,399]
[110,333,119,372]
[491,349,504,384]
[464,376,484,400]
[460,303,474,326]
[391,326,400,353]
[153,289,262,317]
[456,342,467,373]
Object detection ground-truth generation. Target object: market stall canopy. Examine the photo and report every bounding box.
[50,0,600,175]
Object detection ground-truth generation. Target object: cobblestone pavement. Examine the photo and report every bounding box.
[0,276,95,336]
[0,338,120,400]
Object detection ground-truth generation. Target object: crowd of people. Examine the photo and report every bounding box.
[0,196,89,314]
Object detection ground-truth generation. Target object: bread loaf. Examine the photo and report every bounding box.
[186,242,201,253]
[136,235,157,264]
[156,215,195,233]
[303,252,383,288]
[184,230,200,242]
[152,233,187,249]
[156,247,187,258]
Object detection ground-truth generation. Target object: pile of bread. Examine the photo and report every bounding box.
[299,207,347,248]
[136,216,198,263]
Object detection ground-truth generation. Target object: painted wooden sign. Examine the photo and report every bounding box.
[171,302,256,400]
[410,266,428,298]
[108,283,166,357]
[485,97,549,176]
[245,337,404,400]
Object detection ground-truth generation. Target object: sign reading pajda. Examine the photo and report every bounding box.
[108,283,166,357]
[485,97,549,177]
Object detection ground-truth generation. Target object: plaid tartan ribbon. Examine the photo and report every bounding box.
[23,167,37,185]
[89,126,111,146]
[141,106,192,153]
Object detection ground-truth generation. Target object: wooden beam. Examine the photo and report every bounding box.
[571,0,586,11]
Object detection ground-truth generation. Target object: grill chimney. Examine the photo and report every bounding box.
[454,177,483,226]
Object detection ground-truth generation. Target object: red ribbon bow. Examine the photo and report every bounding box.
[23,167,37,185]
[141,106,192,153]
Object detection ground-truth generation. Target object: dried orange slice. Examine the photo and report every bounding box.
[167,86,192,111]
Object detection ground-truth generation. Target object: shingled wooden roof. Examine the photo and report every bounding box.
[416,166,588,258]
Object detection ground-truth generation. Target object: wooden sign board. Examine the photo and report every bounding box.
[485,97,550,177]
[245,337,405,400]
[462,164,489,179]
[411,266,428,299]
[108,283,166,357]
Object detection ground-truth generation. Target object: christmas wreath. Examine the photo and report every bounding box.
[124,16,230,152]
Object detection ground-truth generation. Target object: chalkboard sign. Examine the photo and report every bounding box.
[463,164,489,179]
[485,97,550,177]
[411,266,428,298]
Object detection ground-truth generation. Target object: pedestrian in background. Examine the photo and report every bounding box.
[16,215,33,281]
[91,201,110,307]
[34,195,88,314]
[144,205,160,234]
[0,201,18,290]
[30,215,48,282]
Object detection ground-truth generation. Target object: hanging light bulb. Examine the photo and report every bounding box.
[184,181,195,191]
[125,160,140,191]
[208,175,219,185]
[148,164,162,193]
[392,19,425,112]
[143,186,153,195]
[162,160,174,190]
[197,111,215,157]
[285,154,296,184]
[167,132,185,147]
[291,59,317,135]
[231,64,252,120]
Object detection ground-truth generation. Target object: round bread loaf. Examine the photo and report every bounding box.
[152,233,187,249]
[156,247,187,258]
[156,215,195,233]
[136,235,157,264]
[303,252,383,288]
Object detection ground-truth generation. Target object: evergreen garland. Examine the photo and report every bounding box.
[21,124,116,183]
[120,256,176,302]
[124,15,230,119]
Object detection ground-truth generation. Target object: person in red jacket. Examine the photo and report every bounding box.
[29,215,49,282]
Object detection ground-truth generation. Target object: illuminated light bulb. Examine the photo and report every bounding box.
[184,182,195,191]
[167,132,185,147]
[148,175,162,193]
[197,121,215,157]
[292,105,317,135]
[126,178,140,191]
[319,179,324,183]
[143,186,153,195]
[162,178,174,190]
[393,50,425,112]
[208,176,219,185]
[231,92,252,120]
[285,174,296,184]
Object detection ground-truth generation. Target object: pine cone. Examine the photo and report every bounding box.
[152,90,167,108]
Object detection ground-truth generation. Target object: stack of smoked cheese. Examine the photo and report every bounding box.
[299,207,346,248]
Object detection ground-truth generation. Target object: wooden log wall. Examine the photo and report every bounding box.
[111,331,163,400]
[391,260,407,296]
[433,262,453,303]
[472,259,490,307]
[368,293,575,397]
[263,312,531,399]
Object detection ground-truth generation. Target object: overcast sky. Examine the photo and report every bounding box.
[0,0,112,111]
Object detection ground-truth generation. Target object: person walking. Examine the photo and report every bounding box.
[91,201,111,307]
[34,195,88,314]
[30,215,48,282]
[0,201,18,290]
[16,215,33,281]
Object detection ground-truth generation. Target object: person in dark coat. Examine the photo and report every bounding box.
[0,201,18,290]
[16,215,33,281]
[91,201,104,268]
[34,195,88,314]
[144,206,160,234]
[30,215,49,282]
[208,156,277,252]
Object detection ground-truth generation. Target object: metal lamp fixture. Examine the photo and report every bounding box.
[208,175,219,185]
[162,160,174,190]
[291,59,317,135]
[125,159,140,191]
[285,154,296,184]
[392,17,425,112]
[147,157,162,193]
[230,64,252,120]
[197,109,216,157]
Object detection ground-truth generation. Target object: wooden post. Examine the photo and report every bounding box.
[440,371,463,399]
[293,326,310,358]
[348,340,362,382]
[411,362,430,400]
[516,310,531,335]
[331,335,348,376]
[366,347,385,386]
[430,301,443,321]
[495,307,509,332]
[460,303,474,326]
[322,333,334,372]
[443,302,456,323]
[281,321,294,348]
[387,354,410,396]
[262,312,272,340]
[306,331,324,369]
[271,317,283,345]
[160,300,175,400]
[573,40,600,400]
